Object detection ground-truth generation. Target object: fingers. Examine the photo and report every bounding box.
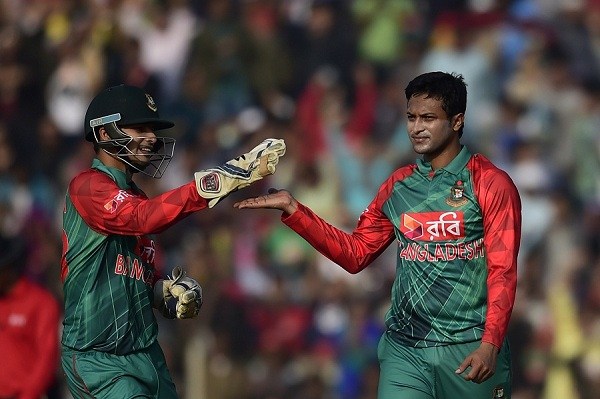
[233,191,282,209]
[258,155,270,176]
[261,138,286,156]
[176,289,201,318]
[179,290,198,304]
[455,358,471,376]
[455,358,493,383]
[251,138,286,159]
[176,301,198,319]
[233,195,270,209]
[255,142,284,176]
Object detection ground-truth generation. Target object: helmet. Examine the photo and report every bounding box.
[84,84,176,178]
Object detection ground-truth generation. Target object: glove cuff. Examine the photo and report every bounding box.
[153,279,177,319]
[194,170,250,208]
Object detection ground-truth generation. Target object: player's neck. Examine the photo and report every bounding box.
[98,150,128,173]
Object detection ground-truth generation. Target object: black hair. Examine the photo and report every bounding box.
[405,71,467,136]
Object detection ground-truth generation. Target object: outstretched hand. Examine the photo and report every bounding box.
[233,188,298,215]
[194,138,286,208]
[455,342,498,383]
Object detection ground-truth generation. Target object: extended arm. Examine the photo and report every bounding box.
[235,188,396,274]
[71,138,286,235]
[70,175,207,236]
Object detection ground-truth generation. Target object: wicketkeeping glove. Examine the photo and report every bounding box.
[194,138,286,208]
[153,267,202,319]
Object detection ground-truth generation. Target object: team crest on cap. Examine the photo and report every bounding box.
[145,93,157,112]
[445,180,468,207]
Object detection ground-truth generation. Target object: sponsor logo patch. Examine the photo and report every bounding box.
[402,214,424,240]
[401,211,465,241]
[200,173,220,193]
[104,190,134,213]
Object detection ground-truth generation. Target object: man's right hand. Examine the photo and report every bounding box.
[233,188,298,215]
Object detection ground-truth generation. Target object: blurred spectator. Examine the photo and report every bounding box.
[118,0,198,105]
[186,0,254,124]
[506,139,556,274]
[568,79,600,211]
[0,234,61,399]
[351,0,417,70]
[419,11,500,150]
[44,39,97,147]
[282,0,357,95]
[552,1,600,84]
[241,0,294,111]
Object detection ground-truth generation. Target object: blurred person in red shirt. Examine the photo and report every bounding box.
[0,234,61,399]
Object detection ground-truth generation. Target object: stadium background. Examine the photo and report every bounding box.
[0,0,599,398]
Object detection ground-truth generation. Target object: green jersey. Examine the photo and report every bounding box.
[61,159,206,354]
[283,147,521,348]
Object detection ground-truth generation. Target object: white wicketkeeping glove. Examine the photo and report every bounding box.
[153,267,202,319]
[194,138,286,208]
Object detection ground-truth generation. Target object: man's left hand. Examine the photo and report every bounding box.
[154,267,202,319]
[455,342,498,383]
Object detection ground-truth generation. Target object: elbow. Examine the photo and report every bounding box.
[341,261,368,274]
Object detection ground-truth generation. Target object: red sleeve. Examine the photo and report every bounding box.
[471,156,521,348]
[20,284,61,399]
[69,169,208,235]
[282,167,414,273]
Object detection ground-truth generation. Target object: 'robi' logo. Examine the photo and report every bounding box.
[401,211,465,242]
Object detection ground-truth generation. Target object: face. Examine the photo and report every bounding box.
[406,94,463,167]
[101,125,158,168]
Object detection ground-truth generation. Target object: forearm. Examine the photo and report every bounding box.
[282,202,394,274]
[482,261,517,347]
[126,182,208,234]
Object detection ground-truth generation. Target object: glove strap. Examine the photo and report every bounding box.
[153,280,177,319]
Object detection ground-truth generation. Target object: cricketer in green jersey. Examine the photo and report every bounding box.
[235,71,521,399]
[60,84,286,398]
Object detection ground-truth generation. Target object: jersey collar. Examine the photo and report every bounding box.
[416,146,472,175]
[91,158,132,189]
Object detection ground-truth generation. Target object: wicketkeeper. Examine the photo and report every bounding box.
[60,84,285,399]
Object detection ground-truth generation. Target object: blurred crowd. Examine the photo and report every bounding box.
[0,0,599,398]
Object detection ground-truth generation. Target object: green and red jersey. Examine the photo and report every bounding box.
[61,159,207,354]
[283,146,521,348]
